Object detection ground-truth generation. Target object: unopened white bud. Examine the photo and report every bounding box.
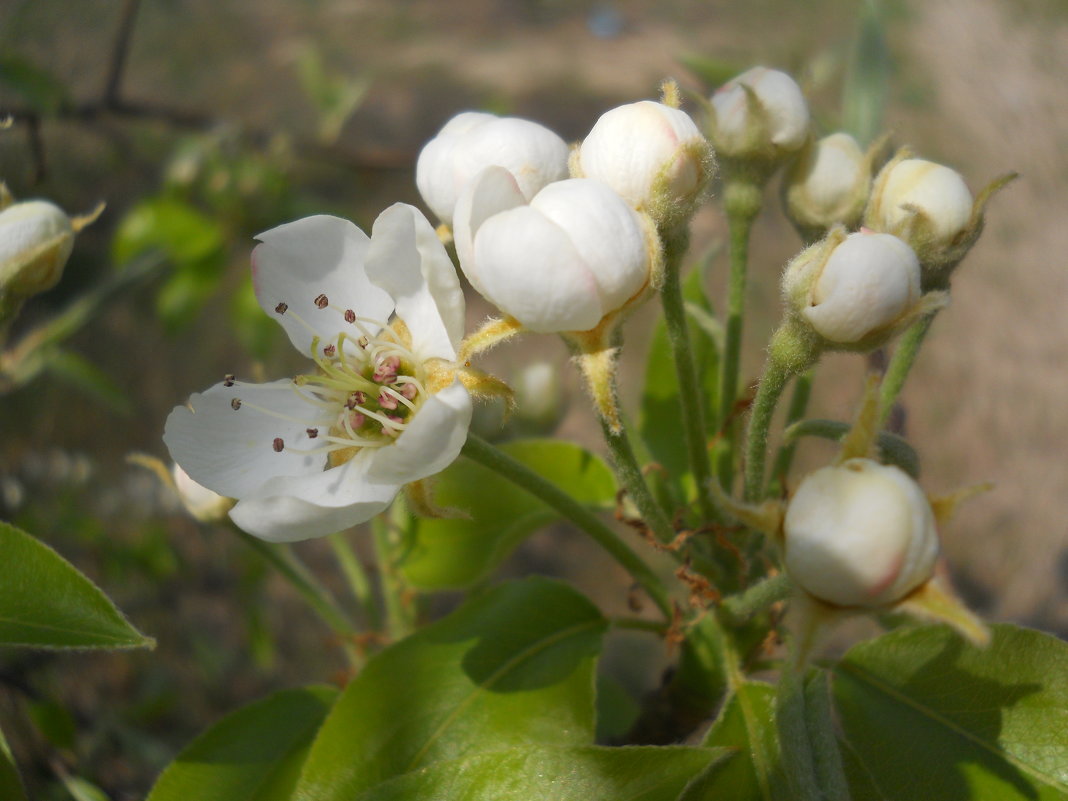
[867,158,973,249]
[784,458,938,607]
[578,100,712,223]
[513,361,565,433]
[709,67,810,159]
[416,112,569,227]
[0,200,75,300]
[454,167,654,333]
[172,463,234,523]
[783,132,870,235]
[786,230,921,344]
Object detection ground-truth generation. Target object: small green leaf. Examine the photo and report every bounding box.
[834,623,1068,800]
[0,522,153,650]
[352,745,728,801]
[401,440,616,589]
[111,197,224,270]
[60,775,110,801]
[0,55,70,114]
[701,680,784,801]
[0,723,28,801]
[147,685,338,801]
[294,578,607,800]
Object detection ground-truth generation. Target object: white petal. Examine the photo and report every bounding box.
[453,166,526,298]
[230,454,399,542]
[367,204,464,361]
[366,380,472,485]
[455,117,569,202]
[253,215,394,355]
[473,204,603,333]
[164,379,329,500]
[416,112,497,224]
[530,179,650,314]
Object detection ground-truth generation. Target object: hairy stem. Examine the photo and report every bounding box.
[879,312,938,428]
[743,355,793,502]
[462,433,673,619]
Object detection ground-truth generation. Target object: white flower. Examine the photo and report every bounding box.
[171,463,234,523]
[784,458,938,607]
[416,112,569,227]
[783,132,869,232]
[709,66,809,156]
[453,167,654,333]
[164,204,472,543]
[577,100,711,220]
[787,230,922,344]
[867,158,973,248]
[0,200,75,300]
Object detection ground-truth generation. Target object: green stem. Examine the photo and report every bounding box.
[658,225,717,521]
[768,369,814,495]
[720,574,791,623]
[600,415,678,547]
[879,311,937,428]
[461,433,673,619]
[717,182,762,488]
[235,530,360,665]
[328,532,380,629]
[743,355,793,503]
[372,512,413,642]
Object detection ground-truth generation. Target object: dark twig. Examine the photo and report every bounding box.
[103,0,142,107]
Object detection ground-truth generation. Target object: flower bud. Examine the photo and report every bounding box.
[708,67,810,165]
[454,167,655,334]
[172,463,234,523]
[576,100,713,225]
[866,158,972,249]
[0,200,75,302]
[512,360,566,434]
[416,112,569,227]
[784,458,938,608]
[783,229,922,346]
[782,132,871,238]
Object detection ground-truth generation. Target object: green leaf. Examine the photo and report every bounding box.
[295,577,607,800]
[834,623,1068,800]
[111,197,224,269]
[701,681,784,801]
[401,440,616,590]
[0,55,70,114]
[352,745,727,801]
[677,53,744,90]
[60,776,110,801]
[841,0,889,146]
[638,260,719,506]
[0,723,28,801]
[147,685,337,801]
[0,522,154,650]
[44,349,133,416]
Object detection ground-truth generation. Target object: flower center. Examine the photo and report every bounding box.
[227,296,426,467]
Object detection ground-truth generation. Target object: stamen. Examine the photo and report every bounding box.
[306,427,319,439]
[344,309,356,324]
[224,373,236,387]
[378,391,398,411]
[272,437,285,452]
[314,293,329,309]
[323,343,336,357]
[231,398,242,410]
[379,385,417,412]
[275,302,288,315]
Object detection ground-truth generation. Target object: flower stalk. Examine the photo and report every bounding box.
[879,310,937,427]
[461,433,673,619]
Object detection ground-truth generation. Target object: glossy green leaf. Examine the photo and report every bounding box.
[701,680,785,801]
[834,623,1068,800]
[0,55,70,114]
[147,685,337,801]
[0,522,153,650]
[639,261,720,507]
[401,440,616,589]
[0,724,27,801]
[295,578,607,800]
[352,745,727,801]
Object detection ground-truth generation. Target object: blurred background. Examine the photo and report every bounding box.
[1,0,1066,797]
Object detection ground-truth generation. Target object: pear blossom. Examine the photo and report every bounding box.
[164,204,472,543]
[783,132,870,234]
[866,158,973,248]
[784,229,922,345]
[416,112,569,227]
[577,100,712,221]
[452,166,655,333]
[0,200,75,301]
[784,458,939,608]
[709,66,810,157]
